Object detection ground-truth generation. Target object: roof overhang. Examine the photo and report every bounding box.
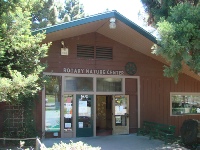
[33,10,200,81]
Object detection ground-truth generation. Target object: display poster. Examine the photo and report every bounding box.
[79,101,87,113]
[115,106,126,115]
[45,107,60,132]
[65,123,71,128]
[66,97,72,103]
[115,116,121,123]
[79,122,83,128]
[64,102,72,117]
[64,114,72,118]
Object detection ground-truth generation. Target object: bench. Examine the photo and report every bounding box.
[137,121,176,144]
[137,121,156,136]
[149,123,176,144]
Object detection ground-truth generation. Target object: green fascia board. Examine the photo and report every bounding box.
[32,11,116,35]
[33,10,157,43]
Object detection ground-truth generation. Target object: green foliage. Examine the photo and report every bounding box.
[31,0,85,30]
[0,0,50,103]
[31,0,59,30]
[58,0,85,22]
[141,1,200,82]
[3,95,38,146]
[141,0,199,25]
[41,141,101,150]
[152,3,200,82]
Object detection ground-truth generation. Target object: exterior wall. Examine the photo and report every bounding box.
[35,92,43,137]
[0,102,6,137]
[125,78,138,133]
[40,32,200,136]
[140,76,200,135]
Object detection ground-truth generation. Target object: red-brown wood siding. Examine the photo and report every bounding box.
[125,78,137,133]
[40,32,200,136]
[0,102,6,137]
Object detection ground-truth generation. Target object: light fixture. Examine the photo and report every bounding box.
[61,40,68,55]
[109,18,116,29]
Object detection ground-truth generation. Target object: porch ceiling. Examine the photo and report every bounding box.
[39,11,200,81]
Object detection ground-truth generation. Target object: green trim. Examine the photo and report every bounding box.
[32,11,116,35]
[33,10,157,43]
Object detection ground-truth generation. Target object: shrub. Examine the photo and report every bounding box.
[41,141,101,150]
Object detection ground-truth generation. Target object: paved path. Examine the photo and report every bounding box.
[41,134,182,150]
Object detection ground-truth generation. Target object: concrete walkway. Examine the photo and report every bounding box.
[41,134,177,150]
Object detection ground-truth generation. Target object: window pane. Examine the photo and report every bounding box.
[171,93,200,115]
[64,95,73,131]
[97,78,122,92]
[64,77,93,92]
[45,76,61,132]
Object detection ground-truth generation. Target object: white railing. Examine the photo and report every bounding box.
[0,137,46,150]
[36,137,46,150]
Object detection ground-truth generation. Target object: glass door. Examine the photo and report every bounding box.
[76,94,93,137]
[112,95,129,135]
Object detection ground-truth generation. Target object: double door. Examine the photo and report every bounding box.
[75,94,129,137]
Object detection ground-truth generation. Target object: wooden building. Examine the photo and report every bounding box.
[1,11,200,139]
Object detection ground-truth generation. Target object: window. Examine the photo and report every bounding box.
[97,78,122,92]
[171,93,200,115]
[64,77,93,92]
[64,95,73,131]
[45,76,61,132]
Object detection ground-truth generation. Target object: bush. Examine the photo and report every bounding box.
[180,119,199,146]
[41,141,101,150]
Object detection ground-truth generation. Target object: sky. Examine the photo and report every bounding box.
[79,0,145,26]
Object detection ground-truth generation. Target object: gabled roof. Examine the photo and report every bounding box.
[33,10,156,43]
[33,10,200,81]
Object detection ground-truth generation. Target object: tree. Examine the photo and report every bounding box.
[31,0,85,30]
[141,0,199,25]
[141,0,200,82]
[0,0,50,103]
[31,0,59,30]
[58,0,85,22]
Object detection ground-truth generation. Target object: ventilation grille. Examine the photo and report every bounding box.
[77,45,94,58]
[96,46,113,60]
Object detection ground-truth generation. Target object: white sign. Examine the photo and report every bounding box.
[115,106,126,115]
[61,48,68,55]
[79,101,87,113]
[64,114,72,118]
[65,123,71,128]
[79,122,83,128]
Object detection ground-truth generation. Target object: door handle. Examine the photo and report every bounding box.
[125,113,129,118]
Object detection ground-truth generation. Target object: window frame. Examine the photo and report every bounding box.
[170,92,200,116]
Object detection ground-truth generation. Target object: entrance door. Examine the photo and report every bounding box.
[76,94,93,137]
[112,95,129,135]
[96,95,112,136]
